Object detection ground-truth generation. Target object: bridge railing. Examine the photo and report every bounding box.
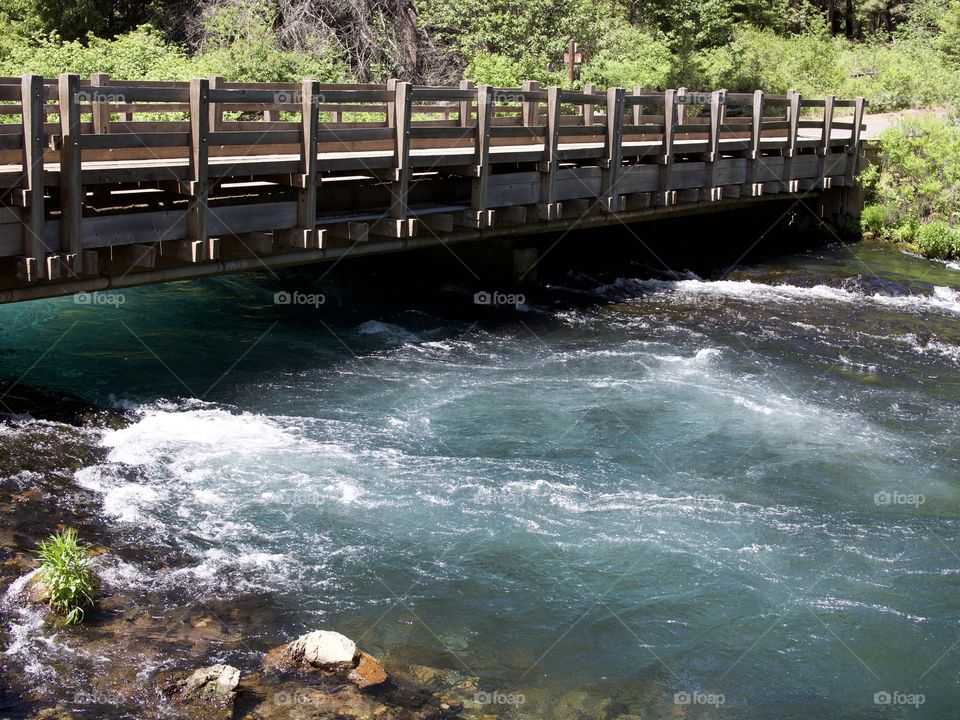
[0,74,866,283]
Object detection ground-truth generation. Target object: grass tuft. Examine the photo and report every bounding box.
[37,528,96,625]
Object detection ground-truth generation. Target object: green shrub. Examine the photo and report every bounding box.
[840,39,960,111]
[580,26,674,90]
[860,204,892,235]
[916,220,960,258]
[699,26,845,95]
[37,528,96,625]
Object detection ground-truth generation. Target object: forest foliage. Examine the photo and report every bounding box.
[0,0,956,112]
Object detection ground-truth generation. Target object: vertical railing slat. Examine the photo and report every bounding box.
[538,85,562,220]
[20,73,45,280]
[390,81,412,223]
[186,77,210,255]
[603,87,625,212]
[471,84,492,216]
[58,72,82,270]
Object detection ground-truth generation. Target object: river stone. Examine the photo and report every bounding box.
[301,630,357,668]
[183,664,241,699]
[263,630,360,673]
[348,651,388,689]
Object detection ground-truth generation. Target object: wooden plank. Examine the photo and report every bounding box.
[21,74,46,279]
[187,78,210,247]
[58,73,82,264]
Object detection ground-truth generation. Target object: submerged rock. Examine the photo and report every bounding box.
[182,664,241,700]
[349,651,389,689]
[263,629,388,689]
[158,663,241,719]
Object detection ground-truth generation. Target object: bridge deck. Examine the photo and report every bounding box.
[0,76,866,302]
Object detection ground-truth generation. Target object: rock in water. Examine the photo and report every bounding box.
[263,630,389,689]
[183,664,241,698]
[348,651,388,689]
[300,630,357,669]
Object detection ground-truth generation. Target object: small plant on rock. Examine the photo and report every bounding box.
[37,528,96,625]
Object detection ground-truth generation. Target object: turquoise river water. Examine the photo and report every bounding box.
[1,239,960,718]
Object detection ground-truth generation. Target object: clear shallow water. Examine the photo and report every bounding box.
[3,241,960,718]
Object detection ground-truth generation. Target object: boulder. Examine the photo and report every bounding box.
[263,630,389,690]
[183,664,241,700]
[348,651,388,689]
[300,630,357,669]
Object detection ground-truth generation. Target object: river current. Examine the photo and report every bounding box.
[2,240,959,718]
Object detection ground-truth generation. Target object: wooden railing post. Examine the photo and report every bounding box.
[658,89,677,206]
[817,95,835,188]
[90,73,110,134]
[390,81,412,230]
[521,80,540,126]
[19,73,45,281]
[185,77,210,260]
[780,89,801,193]
[386,78,398,129]
[746,89,764,196]
[845,96,866,185]
[470,84,493,219]
[459,80,474,127]
[676,87,687,125]
[602,87,625,213]
[57,72,82,276]
[537,85,562,220]
[208,76,224,132]
[278,78,321,250]
[582,83,595,126]
[631,85,644,126]
[706,88,725,200]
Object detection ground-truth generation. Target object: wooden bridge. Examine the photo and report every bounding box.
[0,74,867,303]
